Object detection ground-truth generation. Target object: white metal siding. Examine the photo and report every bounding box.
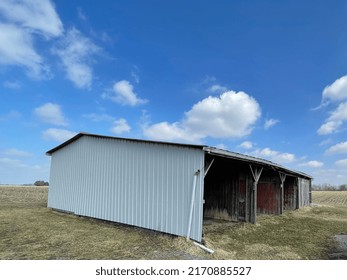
[48,136,205,241]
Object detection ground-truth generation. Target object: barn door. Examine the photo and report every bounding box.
[238,177,246,221]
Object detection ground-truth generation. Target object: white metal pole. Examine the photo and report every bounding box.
[186,170,200,240]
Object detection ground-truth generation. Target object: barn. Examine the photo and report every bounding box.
[46,132,312,242]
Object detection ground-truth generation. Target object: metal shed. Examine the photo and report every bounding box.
[46,132,312,242]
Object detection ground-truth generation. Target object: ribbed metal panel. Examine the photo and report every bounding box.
[48,135,205,241]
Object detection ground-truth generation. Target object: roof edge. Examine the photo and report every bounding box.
[46,132,205,155]
[46,132,312,180]
[203,146,313,179]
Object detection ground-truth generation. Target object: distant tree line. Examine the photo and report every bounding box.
[312,184,347,191]
[34,180,49,186]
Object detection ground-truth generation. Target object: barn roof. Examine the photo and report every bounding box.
[203,146,312,179]
[45,132,204,155]
[46,132,312,179]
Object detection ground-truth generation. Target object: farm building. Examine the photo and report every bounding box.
[46,132,312,242]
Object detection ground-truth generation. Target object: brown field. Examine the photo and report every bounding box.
[1,187,347,260]
[312,191,347,207]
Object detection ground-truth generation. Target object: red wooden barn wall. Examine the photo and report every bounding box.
[203,156,311,223]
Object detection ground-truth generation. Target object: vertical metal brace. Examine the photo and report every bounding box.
[186,170,200,241]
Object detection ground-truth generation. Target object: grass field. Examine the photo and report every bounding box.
[1,187,346,260]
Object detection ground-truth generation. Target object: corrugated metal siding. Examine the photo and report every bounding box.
[48,136,205,241]
[298,178,310,207]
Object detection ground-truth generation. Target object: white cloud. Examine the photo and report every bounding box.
[0,156,50,184]
[317,101,347,135]
[264,118,279,130]
[144,122,201,143]
[131,70,140,84]
[0,0,64,37]
[144,91,261,143]
[239,141,253,149]
[322,75,347,103]
[0,157,27,168]
[310,168,347,185]
[3,80,21,89]
[42,128,77,142]
[0,0,63,38]
[83,113,115,122]
[255,147,278,157]
[335,159,347,167]
[326,141,347,154]
[270,152,296,164]
[299,160,324,168]
[329,101,347,121]
[216,144,227,150]
[0,24,49,79]
[100,31,112,43]
[103,80,148,106]
[110,119,131,135]
[0,0,63,79]
[34,103,68,126]
[185,91,261,138]
[319,139,332,146]
[251,148,296,164]
[317,76,347,135]
[317,121,341,135]
[77,7,87,21]
[3,148,32,158]
[208,84,228,93]
[0,110,21,122]
[202,75,217,84]
[54,28,100,89]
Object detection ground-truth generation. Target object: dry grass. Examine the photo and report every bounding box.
[0,186,205,260]
[204,207,347,259]
[203,191,347,259]
[1,187,346,260]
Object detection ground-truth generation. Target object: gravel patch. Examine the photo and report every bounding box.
[329,234,347,260]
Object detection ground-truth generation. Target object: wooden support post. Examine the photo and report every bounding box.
[252,181,257,224]
[278,172,286,215]
[249,165,263,224]
[245,176,249,222]
[295,177,300,209]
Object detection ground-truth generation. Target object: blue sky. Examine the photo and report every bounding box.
[1,0,347,185]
